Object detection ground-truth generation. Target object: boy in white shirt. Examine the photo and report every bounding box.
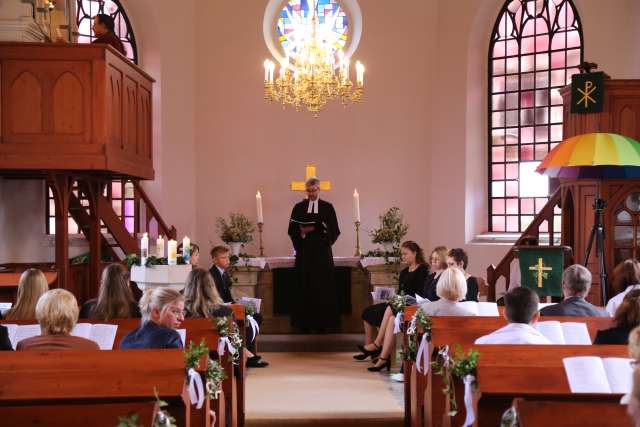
[475,287,551,345]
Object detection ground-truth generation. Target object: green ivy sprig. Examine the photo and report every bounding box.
[153,388,177,427]
[212,317,243,365]
[389,292,407,315]
[432,344,480,417]
[183,339,227,400]
[404,308,433,361]
[125,253,186,268]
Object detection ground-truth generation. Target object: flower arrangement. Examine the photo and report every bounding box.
[432,344,480,416]
[404,308,433,361]
[216,213,255,244]
[212,317,243,365]
[369,207,409,247]
[184,339,227,400]
[388,292,407,315]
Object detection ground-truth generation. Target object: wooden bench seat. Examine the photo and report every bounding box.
[512,397,631,427]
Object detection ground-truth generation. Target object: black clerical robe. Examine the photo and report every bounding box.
[288,198,340,330]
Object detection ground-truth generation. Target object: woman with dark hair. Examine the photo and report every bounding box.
[91,14,126,56]
[606,259,640,316]
[80,263,140,320]
[595,289,640,345]
[447,248,478,302]
[356,241,429,361]
[422,246,448,301]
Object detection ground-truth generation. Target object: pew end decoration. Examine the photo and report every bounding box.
[213,317,243,365]
[216,213,256,256]
[432,344,480,425]
[152,388,178,427]
[184,339,227,401]
[404,308,433,370]
[369,207,409,253]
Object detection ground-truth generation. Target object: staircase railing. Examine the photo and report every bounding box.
[133,180,177,240]
[486,188,562,301]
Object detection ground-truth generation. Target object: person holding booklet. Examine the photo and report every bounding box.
[540,264,606,317]
[120,288,185,350]
[475,287,552,345]
[422,246,448,301]
[595,289,640,345]
[606,259,640,317]
[80,263,141,320]
[2,268,48,321]
[17,289,99,350]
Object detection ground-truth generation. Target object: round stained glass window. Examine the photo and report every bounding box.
[625,193,640,212]
[277,0,348,59]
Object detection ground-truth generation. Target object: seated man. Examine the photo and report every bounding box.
[475,287,551,345]
[540,264,606,317]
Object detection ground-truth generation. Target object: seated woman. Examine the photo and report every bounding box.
[606,259,640,317]
[79,263,141,320]
[120,288,185,349]
[366,268,476,372]
[3,268,49,320]
[422,246,448,301]
[447,248,478,301]
[183,268,233,318]
[17,289,99,350]
[595,289,640,345]
[356,241,429,360]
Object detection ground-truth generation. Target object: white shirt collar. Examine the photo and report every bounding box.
[216,265,226,276]
[307,198,319,214]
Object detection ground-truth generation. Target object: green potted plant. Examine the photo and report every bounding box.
[216,213,255,256]
[370,207,409,253]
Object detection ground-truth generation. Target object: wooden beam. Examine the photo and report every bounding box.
[79,179,106,301]
[46,173,73,291]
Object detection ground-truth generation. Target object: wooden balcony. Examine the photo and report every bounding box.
[0,42,154,179]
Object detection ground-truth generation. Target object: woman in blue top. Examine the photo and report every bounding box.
[120,287,185,349]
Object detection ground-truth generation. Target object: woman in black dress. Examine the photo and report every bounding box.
[423,246,448,301]
[447,248,478,302]
[595,289,640,345]
[356,241,429,360]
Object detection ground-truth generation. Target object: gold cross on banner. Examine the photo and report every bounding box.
[577,80,597,108]
[529,257,553,288]
[290,164,332,191]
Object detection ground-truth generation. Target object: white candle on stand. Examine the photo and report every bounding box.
[167,240,177,265]
[256,191,264,224]
[353,189,361,222]
[140,232,149,264]
[182,236,191,262]
[156,235,164,258]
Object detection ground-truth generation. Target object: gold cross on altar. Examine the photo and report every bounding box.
[290,164,332,191]
[529,258,553,288]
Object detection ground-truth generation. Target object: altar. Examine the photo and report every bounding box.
[228,256,403,334]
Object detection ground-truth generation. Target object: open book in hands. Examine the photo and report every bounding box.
[535,321,592,345]
[458,301,501,316]
[4,323,119,350]
[563,356,633,393]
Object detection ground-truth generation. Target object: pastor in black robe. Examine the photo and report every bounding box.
[288,198,340,331]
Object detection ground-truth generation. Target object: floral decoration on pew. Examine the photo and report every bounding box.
[184,339,227,400]
[432,344,480,423]
[389,293,407,334]
[117,388,177,427]
[404,308,432,363]
[125,253,186,268]
[212,317,243,365]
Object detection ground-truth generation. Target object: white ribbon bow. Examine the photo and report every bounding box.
[187,368,205,409]
[217,336,236,356]
[415,333,430,374]
[247,315,260,342]
[462,374,476,427]
[393,311,404,334]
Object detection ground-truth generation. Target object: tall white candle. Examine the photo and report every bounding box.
[263,59,269,82]
[256,191,264,224]
[140,232,149,263]
[356,61,365,86]
[156,235,164,258]
[167,240,177,265]
[353,189,361,222]
[182,236,191,262]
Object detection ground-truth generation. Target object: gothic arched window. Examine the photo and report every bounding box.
[75,0,138,63]
[488,0,583,232]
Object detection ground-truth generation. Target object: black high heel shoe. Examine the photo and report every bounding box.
[353,343,381,361]
[368,357,391,372]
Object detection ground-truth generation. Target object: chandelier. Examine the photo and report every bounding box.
[263,4,365,117]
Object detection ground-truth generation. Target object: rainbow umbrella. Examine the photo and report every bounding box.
[536,133,640,179]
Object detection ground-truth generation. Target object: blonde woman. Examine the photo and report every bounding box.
[423,246,448,301]
[4,268,49,320]
[80,263,140,320]
[183,268,233,318]
[120,288,185,349]
[420,268,476,316]
[17,289,99,350]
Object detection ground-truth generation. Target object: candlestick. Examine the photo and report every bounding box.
[257,222,265,257]
[156,235,165,258]
[353,188,361,222]
[167,239,177,265]
[182,236,191,263]
[354,221,362,257]
[140,232,149,264]
[256,191,264,224]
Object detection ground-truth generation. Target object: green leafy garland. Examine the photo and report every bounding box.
[212,317,243,365]
[183,339,227,400]
[404,308,432,361]
[389,292,407,315]
[432,344,480,417]
[125,253,186,268]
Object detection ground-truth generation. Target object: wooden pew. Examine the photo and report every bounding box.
[401,308,615,427]
[0,349,188,427]
[230,304,247,427]
[512,397,631,427]
[0,271,58,303]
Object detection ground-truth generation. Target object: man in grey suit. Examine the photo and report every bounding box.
[540,264,607,317]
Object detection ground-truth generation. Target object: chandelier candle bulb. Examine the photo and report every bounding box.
[356,61,365,86]
[263,59,269,82]
[353,189,361,222]
[140,233,149,264]
[156,235,164,258]
[182,236,191,262]
[256,191,264,224]
[167,240,177,265]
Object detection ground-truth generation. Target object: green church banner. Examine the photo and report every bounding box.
[517,247,565,297]
[571,71,605,114]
